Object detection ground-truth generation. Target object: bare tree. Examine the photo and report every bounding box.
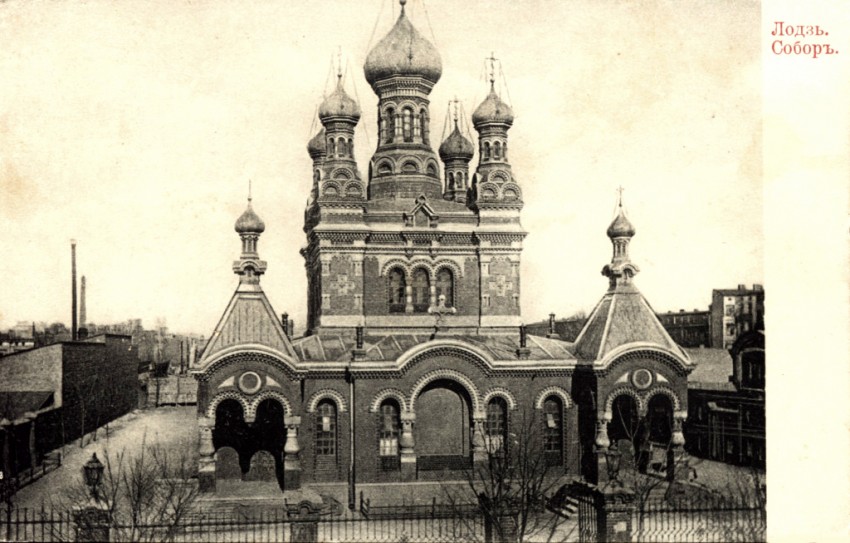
[444,411,572,543]
[48,437,199,542]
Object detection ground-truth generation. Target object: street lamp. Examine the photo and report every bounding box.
[83,453,104,502]
[605,448,622,485]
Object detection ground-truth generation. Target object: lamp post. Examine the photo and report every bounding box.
[83,453,104,502]
[605,447,622,487]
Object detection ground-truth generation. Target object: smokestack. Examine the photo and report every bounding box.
[80,275,87,328]
[71,240,78,341]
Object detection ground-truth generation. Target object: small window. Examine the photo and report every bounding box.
[436,268,454,308]
[411,269,430,313]
[379,401,400,470]
[316,400,337,456]
[543,397,563,466]
[486,398,507,454]
[388,269,406,313]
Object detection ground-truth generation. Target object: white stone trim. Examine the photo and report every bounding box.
[409,369,481,413]
[369,388,409,413]
[306,388,348,413]
[533,386,573,410]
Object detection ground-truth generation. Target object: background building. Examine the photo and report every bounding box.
[657,309,711,348]
[684,329,765,468]
[709,284,765,350]
[0,334,140,481]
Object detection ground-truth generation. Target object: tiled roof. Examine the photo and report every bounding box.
[194,287,296,369]
[0,391,55,421]
[573,285,685,362]
[291,332,576,363]
[686,348,733,384]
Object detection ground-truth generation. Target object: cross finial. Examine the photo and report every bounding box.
[617,186,624,207]
[248,179,253,202]
[336,46,343,83]
[487,52,498,89]
[452,96,460,127]
[400,0,407,15]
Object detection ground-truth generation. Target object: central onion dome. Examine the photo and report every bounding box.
[439,124,474,160]
[235,199,265,234]
[318,81,361,121]
[472,87,514,127]
[607,206,635,238]
[363,8,442,89]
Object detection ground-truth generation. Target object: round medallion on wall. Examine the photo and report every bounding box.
[631,368,653,390]
[238,371,262,395]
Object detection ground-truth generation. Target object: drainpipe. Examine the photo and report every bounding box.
[347,366,356,510]
[348,326,364,510]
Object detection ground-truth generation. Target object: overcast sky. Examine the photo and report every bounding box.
[0,0,761,334]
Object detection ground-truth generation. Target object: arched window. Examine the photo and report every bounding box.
[494,141,502,159]
[436,268,454,308]
[348,138,354,157]
[543,396,563,466]
[486,397,507,454]
[402,107,414,142]
[483,142,491,160]
[448,172,455,190]
[316,400,337,457]
[337,137,346,156]
[328,138,336,155]
[379,400,400,470]
[503,143,508,160]
[411,269,430,312]
[385,108,395,143]
[420,108,429,142]
[388,269,406,313]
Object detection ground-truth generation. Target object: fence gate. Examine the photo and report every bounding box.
[576,492,598,543]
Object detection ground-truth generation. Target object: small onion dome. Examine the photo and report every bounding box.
[472,87,514,127]
[606,207,635,238]
[318,83,361,121]
[307,127,327,159]
[364,11,442,88]
[235,200,265,234]
[439,124,474,160]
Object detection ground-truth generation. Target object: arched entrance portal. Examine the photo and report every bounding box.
[213,398,287,491]
[646,394,673,445]
[415,379,472,471]
[609,394,647,471]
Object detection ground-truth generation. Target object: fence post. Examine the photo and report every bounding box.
[593,485,635,543]
[72,501,111,542]
[287,500,320,543]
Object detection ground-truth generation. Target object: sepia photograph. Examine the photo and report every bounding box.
[7,0,841,540]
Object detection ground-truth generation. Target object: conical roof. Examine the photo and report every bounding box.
[364,10,442,88]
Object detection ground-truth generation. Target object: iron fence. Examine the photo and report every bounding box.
[1,506,486,543]
[632,495,766,543]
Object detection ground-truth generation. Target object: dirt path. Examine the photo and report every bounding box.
[12,407,198,510]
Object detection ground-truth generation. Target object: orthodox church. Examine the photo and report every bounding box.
[190,0,692,503]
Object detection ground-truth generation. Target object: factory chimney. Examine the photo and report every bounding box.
[71,240,78,341]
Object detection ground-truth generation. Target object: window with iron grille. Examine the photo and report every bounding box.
[485,398,507,453]
[388,269,406,313]
[316,400,337,456]
[543,397,563,465]
[378,401,401,470]
[412,269,430,313]
[435,269,454,308]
